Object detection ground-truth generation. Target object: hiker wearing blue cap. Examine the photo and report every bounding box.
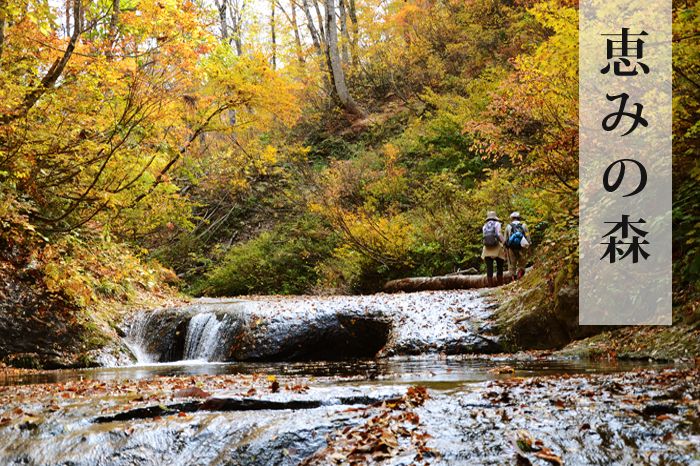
[504,211,531,280]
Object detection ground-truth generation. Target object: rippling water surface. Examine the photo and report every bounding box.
[0,355,686,388]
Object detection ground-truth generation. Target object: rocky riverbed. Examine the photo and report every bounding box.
[2,290,698,465]
[121,290,501,365]
[0,364,697,465]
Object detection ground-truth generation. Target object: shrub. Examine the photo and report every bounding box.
[199,216,336,296]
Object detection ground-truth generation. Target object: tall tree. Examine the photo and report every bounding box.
[338,0,350,64]
[299,0,322,54]
[214,0,228,41]
[215,0,245,55]
[324,0,364,117]
[277,1,305,63]
[107,0,120,58]
[270,0,277,69]
[346,0,357,65]
[0,0,82,125]
[313,0,326,44]
[289,1,304,63]
[0,0,6,63]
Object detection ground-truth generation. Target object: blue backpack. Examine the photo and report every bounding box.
[507,223,525,249]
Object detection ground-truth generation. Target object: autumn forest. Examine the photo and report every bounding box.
[0,0,698,463]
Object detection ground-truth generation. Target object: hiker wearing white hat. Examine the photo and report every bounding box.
[481,210,506,287]
[504,211,531,280]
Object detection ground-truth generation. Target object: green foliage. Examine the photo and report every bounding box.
[674,162,700,283]
[306,134,362,162]
[398,106,486,183]
[672,1,700,287]
[199,216,337,296]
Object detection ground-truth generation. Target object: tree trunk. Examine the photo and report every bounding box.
[300,0,322,54]
[324,0,364,118]
[338,0,350,64]
[107,0,120,59]
[227,0,244,55]
[0,0,81,125]
[270,0,276,69]
[0,0,6,63]
[347,0,358,67]
[79,0,84,32]
[65,0,72,36]
[289,2,304,63]
[313,0,326,44]
[214,0,228,41]
[383,271,517,293]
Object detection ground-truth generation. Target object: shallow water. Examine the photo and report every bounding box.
[1,356,696,466]
[1,355,686,388]
[2,287,696,465]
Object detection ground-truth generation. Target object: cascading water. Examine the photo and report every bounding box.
[182,313,223,361]
[123,305,247,364]
[123,311,160,364]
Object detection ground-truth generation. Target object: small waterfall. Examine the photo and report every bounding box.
[124,307,242,364]
[120,297,392,365]
[123,312,159,364]
[182,313,222,361]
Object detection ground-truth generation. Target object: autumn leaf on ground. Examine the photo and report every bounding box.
[535,447,563,465]
[173,387,211,399]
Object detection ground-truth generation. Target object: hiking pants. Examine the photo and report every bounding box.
[485,257,504,282]
[508,249,528,278]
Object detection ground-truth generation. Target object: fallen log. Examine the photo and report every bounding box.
[383,271,516,293]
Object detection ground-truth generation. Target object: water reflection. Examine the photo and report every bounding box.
[0,355,684,388]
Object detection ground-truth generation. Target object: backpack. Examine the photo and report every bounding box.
[506,223,526,250]
[482,220,500,247]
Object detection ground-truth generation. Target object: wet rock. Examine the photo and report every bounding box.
[234,311,392,361]
[94,393,398,424]
[495,286,571,350]
[3,407,359,466]
[0,239,104,369]
[125,291,503,363]
[418,369,700,465]
[1,363,698,465]
[640,403,679,416]
[555,286,605,340]
[231,418,345,466]
[126,302,392,362]
[388,334,502,356]
[0,377,403,466]
[87,341,136,367]
[5,353,43,370]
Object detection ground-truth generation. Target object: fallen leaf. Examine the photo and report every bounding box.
[535,448,563,465]
[173,387,211,399]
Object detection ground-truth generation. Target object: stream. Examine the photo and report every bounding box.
[0,356,683,387]
[0,291,698,465]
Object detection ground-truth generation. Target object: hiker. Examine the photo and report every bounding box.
[504,211,531,280]
[481,211,506,287]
